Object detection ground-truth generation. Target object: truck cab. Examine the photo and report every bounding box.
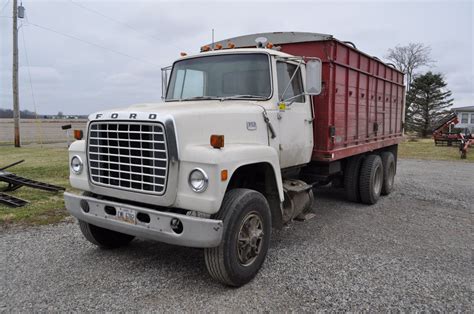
[65,45,322,286]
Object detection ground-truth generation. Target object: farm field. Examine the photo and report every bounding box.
[0,146,71,226]
[1,135,472,226]
[0,119,87,145]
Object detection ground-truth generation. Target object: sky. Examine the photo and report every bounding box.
[0,0,473,115]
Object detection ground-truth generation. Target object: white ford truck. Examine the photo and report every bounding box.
[65,32,403,286]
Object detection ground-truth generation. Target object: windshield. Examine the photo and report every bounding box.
[165,53,272,101]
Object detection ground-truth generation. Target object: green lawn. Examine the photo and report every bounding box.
[399,138,473,162]
[0,138,471,227]
[0,146,72,226]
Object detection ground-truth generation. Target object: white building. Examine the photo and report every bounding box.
[453,106,474,133]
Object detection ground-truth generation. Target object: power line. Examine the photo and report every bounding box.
[20,24,38,114]
[26,21,160,68]
[67,0,180,49]
[20,23,44,145]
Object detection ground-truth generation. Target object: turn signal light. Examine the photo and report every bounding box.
[74,130,83,140]
[210,135,224,149]
[221,169,228,181]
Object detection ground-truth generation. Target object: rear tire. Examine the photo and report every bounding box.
[344,155,364,202]
[381,152,396,195]
[78,220,135,249]
[359,154,384,205]
[204,189,272,287]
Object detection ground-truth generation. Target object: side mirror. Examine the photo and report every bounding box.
[305,59,322,95]
[161,66,172,100]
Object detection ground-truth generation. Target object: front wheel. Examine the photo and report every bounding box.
[78,220,135,249]
[204,189,272,287]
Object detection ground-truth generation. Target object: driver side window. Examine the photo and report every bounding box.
[277,62,304,103]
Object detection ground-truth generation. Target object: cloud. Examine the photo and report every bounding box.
[19,66,62,83]
[104,72,142,86]
[0,0,472,114]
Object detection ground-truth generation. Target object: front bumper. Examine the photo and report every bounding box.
[64,192,223,248]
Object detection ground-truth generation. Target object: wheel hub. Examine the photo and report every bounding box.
[237,213,264,266]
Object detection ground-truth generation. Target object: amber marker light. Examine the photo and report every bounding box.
[215,43,223,50]
[266,42,274,49]
[210,134,224,149]
[221,169,228,181]
[180,52,187,56]
[201,45,211,52]
[74,130,83,140]
[227,42,235,49]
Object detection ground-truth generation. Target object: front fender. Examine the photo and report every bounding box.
[175,144,283,214]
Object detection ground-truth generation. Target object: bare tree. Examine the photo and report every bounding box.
[386,43,433,92]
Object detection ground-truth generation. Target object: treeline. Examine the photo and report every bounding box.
[0,108,38,119]
[386,43,453,137]
[0,108,87,119]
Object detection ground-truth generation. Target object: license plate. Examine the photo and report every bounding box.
[116,207,136,225]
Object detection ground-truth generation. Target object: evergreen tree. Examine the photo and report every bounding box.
[406,72,453,137]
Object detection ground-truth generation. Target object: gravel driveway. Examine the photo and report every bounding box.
[1,159,472,311]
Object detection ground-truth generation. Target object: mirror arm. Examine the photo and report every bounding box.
[282,93,304,104]
[282,91,317,104]
[280,58,304,102]
[161,66,172,100]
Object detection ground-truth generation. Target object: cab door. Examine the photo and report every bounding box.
[275,61,314,168]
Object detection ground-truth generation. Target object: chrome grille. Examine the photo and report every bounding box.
[88,121,168,195]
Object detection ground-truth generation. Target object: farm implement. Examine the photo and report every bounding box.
[432,113,460,146]
[459,134,474,159]
[433,113,473,159]
[0,160,64,207]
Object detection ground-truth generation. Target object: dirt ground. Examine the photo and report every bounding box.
[1,159,472,311]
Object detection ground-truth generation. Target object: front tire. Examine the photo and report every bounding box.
[78,220,135,249]
[204,189,272,287]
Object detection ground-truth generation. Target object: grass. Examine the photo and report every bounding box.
[399,138,473,162]
[0,138,471,227]
[0,146,73,227]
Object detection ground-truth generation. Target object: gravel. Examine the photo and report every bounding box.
[1,159,472,311]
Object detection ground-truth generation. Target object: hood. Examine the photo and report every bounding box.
[89,100,271,149]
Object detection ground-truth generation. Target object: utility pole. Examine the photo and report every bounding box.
[12,0,20,147]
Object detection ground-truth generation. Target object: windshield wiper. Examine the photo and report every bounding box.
[181,96,222,101]
[220,94,267,101]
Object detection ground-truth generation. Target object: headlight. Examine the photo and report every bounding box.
[188,168,208,193]
[71,155,83,174]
